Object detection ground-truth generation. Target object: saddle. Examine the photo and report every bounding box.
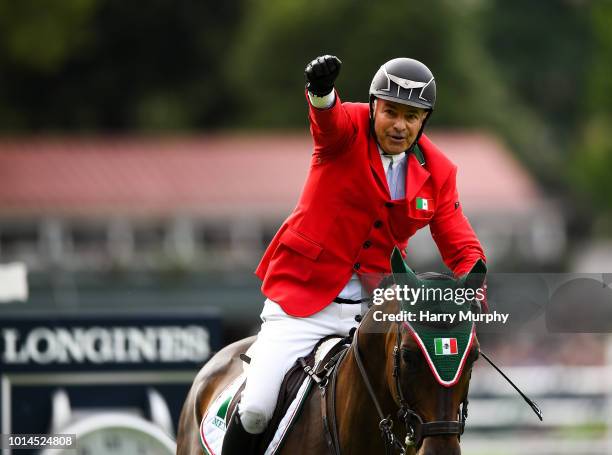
[200,335,349,455]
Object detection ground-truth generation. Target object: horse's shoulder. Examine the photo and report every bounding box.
[194,336,256,420]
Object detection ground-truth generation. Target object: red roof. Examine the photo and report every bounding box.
[0,132,540,218]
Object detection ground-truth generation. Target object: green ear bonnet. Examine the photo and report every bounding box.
[390,247,486,386]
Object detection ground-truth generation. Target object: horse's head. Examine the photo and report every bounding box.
[393,307,479,455]
[370,248,486,454]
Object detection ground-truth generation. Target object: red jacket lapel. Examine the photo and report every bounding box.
[406,152,430,203]
[368,134,390,197]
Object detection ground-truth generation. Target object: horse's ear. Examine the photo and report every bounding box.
[391,246,420,288]
[463,259,487,290]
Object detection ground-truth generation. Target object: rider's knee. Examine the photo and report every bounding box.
[238,407,268,434]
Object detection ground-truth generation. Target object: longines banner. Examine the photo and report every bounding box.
[0,311,222,372]
[0,310,222,444]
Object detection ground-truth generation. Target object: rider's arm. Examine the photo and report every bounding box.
[304,55,357,156]
[307,89,356,156]
[308,90,336,109]
[429,166,486,277]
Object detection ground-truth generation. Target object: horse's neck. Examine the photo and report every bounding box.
[333,311,398,445]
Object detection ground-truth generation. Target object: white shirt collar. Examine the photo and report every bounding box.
[378,146,406,167]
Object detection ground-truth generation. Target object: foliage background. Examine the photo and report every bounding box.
[0,0,610,234]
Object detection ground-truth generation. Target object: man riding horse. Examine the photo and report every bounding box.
[222,55,487,454]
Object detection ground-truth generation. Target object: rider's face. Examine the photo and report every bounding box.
[373,99,428,155]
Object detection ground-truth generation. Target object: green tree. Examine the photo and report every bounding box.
[570,2,612,233]
[225,0,550,176]
[0,0,244,131]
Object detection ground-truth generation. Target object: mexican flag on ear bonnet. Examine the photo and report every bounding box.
[391,247,486,386]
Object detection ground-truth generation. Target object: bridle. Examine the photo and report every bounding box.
[351,317,468,454]
[350,303,543,454]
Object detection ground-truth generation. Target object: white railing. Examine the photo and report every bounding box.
[462,339,612,455]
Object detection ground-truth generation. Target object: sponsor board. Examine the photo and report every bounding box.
[0,310,222,446]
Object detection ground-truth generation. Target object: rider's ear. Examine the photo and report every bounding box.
[463,259,487,291]
[391,246,420,289]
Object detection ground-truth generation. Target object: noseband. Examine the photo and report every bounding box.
[352,320,469,454]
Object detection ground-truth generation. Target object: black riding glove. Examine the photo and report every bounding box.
[304,55,342,97]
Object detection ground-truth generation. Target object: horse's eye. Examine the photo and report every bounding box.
[401,349,421,369]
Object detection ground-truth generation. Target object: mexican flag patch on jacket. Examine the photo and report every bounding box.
[416,197,432,210]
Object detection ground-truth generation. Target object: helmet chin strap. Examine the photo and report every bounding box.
[410,110,431,152]
[368,96,383,150]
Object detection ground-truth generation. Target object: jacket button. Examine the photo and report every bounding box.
[373,220,383,228]
[385,202,393,208]
[354,262,361,270]
[363,240,372,249]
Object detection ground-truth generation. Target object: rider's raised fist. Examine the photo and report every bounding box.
[304,55,342,97]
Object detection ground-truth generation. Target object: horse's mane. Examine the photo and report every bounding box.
[415,271,454,281]
[366,271,458,330]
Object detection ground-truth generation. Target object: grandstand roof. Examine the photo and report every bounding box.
[0,132,541,218]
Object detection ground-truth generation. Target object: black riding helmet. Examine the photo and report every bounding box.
[369,58,436,151]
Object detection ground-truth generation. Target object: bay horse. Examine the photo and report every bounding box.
[177,255,487,455]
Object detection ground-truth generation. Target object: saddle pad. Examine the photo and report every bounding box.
[265,336,346,454]
[199,336,345,455]
[200,373,246,455]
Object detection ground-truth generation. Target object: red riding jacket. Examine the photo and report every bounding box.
[255,92,486,317]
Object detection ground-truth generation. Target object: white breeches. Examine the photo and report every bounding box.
[238,298,361,434]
